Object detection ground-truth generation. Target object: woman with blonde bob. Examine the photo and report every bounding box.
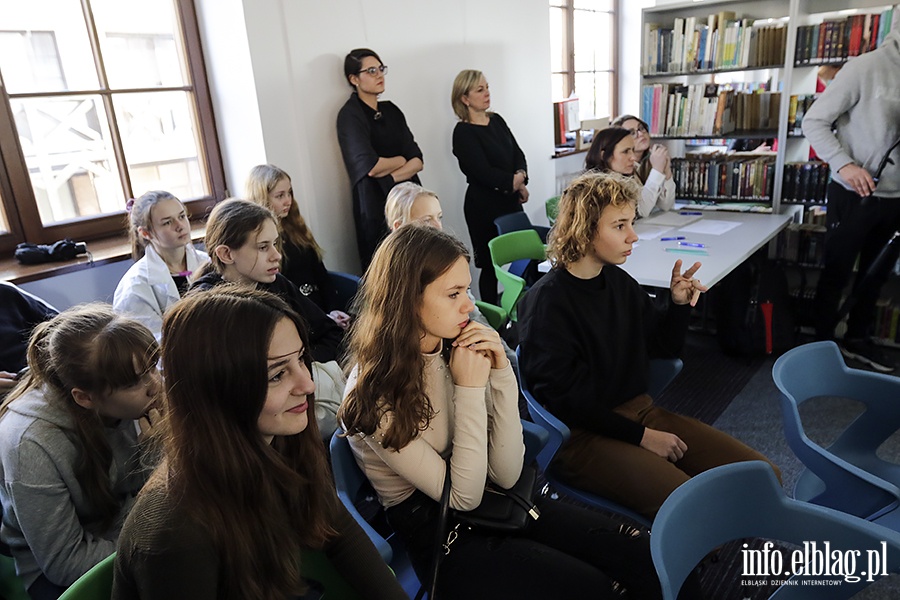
[245,164,350,329]
[112,286,405,600]
[0,305,160,599]
[451,69,528,305]
[339,225,664,599]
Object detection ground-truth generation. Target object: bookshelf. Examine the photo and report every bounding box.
[640,0,896,214]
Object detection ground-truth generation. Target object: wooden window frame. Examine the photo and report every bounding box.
[0,0,224,254]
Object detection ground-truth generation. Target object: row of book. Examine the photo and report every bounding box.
[643,10,788,75]
[782,162,830,204]
[794,7,895,66]
[552,98,580,146]
[870,298,900,344]
[777,223,826,265]
[641,82,780,137]
[672,154,775,202]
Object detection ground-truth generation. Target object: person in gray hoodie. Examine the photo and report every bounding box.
[0,304,160,599]
[804,20,900,372]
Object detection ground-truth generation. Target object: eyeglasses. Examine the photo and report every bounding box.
[359,65,388,77]
[627,125,648,136]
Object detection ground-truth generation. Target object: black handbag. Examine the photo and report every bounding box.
[452,463,541,531]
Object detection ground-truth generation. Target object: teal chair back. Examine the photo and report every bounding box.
[58,552,115,600]
[488,230,546,322]
[773,341,900,526]
[652,461,900,599]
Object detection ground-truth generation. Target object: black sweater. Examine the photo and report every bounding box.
[518,266,690,446]
[190,272,344,363]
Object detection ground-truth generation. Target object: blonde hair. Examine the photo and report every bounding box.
[547,171,641,269]
[451,69,484,122]
[244,164,323,260]
[384,182,439,228]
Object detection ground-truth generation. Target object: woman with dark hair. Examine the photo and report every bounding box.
[588,120,675,217]
[451,69,528,305]
[339,225,670,599]
[0,305,160,599]
[245,164,350,329]
[337,48,423,270]
[112,286,405,600]
[189,199,343,364]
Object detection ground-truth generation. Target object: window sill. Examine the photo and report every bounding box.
[0,221,206,285]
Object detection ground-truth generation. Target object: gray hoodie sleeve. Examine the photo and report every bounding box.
[802,67,861,176]
[8,438,118,586]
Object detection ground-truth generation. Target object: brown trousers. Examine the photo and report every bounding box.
[555,394,781,519]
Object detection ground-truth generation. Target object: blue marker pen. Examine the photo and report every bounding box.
[659,236,685,241]
[679,211,703,215]
[678,241,706,248]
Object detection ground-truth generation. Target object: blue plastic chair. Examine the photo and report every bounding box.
[494,212,550,243]
[652,461,900,600]
[330,421,549,599]
[516,347,683,528]
[773,341,900,527]
[327,271,360,313]
[57,552,115,600]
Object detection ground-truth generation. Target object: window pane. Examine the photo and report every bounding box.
[12,95,123,224]
[92,0,189,89]
[0,1,99,93]
[551,74,568,103]
[0,189,9,235]
[574,0,613,10]
[575,71,611,121]
[549,7,566,73]
[574,10,611,72]
[114,91,208,199]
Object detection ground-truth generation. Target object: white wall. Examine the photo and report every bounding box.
[195,0,555,276]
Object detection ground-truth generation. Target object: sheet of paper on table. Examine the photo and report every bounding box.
[678,220,742,236]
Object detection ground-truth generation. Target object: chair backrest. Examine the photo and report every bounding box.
[772,341,900,521]
[494,212,550,243]
[327,271,361,313]
[329,431,393,563]
[545,196,560,225]
[0,554,29,600]
[488,230,546,321]
[58,552,115,600]
[652,461,900,600]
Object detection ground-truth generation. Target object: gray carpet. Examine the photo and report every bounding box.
[711,357,900,599]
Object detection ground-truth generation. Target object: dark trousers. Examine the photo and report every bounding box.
[351,191,389,272]
[556,395,781,519]
[814,182,900,340]
[386,489,700,599]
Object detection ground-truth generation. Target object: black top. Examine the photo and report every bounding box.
[112,483,407,600]
[518,266,689,446]
[452,114,528,267]
[0,283,58,373]
[190,272,344,364]
[280,240,339,313]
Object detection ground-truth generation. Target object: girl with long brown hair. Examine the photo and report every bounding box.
[245,164,351,329]
[339,225,666,599]
[0,304,160,600]
[112,286,405,600]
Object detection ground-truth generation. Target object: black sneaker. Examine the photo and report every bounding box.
[839,338,896,373]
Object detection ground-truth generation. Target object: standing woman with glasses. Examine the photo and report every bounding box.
[609,115,675,217]
[451,69,529,305]
[337,48,424,270]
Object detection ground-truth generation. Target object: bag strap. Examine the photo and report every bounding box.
[488,483,541,521]
[417,459,452,600]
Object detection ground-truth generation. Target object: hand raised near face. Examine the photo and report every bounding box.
[453,320,508,370]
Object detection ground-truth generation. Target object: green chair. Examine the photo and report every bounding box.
[0,553,29,600]
[474,300,507,330]
[58,552,115,600]
[545,195,560,225]
[488,230,546,323]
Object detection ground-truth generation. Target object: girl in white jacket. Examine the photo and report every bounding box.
[113,191,208,339]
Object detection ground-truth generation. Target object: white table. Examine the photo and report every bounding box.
[623,211,792,289]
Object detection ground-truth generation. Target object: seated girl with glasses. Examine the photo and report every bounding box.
[112,286,406,600]
[338,224,681,599]
[583,116,674,218]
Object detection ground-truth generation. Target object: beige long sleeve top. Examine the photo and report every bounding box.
[345,347,524,511]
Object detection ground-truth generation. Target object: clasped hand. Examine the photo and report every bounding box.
[449,321,508,388]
